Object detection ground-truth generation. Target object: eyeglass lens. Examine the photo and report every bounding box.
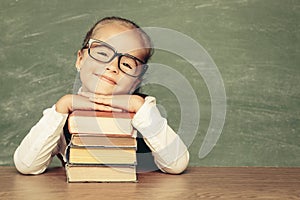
[89,41,142,77]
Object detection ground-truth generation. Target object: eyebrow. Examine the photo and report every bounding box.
[89,38,147,63]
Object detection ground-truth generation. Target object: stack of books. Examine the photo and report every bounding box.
[65,110,137,183]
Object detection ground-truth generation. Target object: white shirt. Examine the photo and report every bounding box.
[14,96,189,174]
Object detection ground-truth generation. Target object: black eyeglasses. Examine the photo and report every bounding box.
[83,39,148,77]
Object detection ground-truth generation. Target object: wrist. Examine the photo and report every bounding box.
[132,95,145,112]
[55,94,72,114]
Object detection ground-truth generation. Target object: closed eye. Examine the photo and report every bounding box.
[122,62,133,69]
[97,52,108,57]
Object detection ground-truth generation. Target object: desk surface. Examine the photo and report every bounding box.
[0,166,299,200]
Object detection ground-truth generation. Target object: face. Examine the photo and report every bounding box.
[76,23,147,95]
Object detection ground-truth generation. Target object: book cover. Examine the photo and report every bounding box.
[66,164,137,183]
[71,134,137,148]
[68,146,137,165]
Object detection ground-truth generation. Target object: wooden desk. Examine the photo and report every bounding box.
[0,167,299,199]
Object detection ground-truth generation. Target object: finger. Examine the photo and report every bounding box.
[78,91,93,98]
[89,96,112,106]
[90,95,133,112]
[111,107,124,112]
[94,104,123,112]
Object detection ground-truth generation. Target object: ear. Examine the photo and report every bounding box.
[75,50,84,71]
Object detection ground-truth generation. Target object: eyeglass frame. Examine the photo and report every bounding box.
[81,38,148,77]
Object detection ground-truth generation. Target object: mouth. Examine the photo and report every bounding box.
[94,74,117,85]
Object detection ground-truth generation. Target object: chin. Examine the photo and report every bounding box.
[90,89,112,95]
[82,85,111,95]
[85,85,131,95]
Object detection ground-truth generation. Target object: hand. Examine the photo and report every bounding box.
[55,94,123,114]
[79,92,145,113]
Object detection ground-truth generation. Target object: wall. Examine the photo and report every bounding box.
[0,0,299,166]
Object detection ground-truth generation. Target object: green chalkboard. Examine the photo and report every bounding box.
[0,0,299,167]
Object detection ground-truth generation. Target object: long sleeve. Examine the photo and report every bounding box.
[132,96,189,174]
[13,105,68,175]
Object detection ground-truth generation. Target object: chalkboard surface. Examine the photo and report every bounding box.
[1,0,299,167]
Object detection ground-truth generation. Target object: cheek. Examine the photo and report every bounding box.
[118,76,135,86]
[115,78,138,93]
[80,59,105,74]
[79,61,98,85]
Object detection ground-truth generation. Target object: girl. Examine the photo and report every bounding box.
[14,16,189,175]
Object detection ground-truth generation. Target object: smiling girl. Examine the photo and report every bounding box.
[14,16,189,175]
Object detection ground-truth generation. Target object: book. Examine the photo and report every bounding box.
[68,146,137,165]
[66,110,138,183]
[66,164,137,183]
[71,134,137,148]
[68,110,136,137]
[68,134,137,165]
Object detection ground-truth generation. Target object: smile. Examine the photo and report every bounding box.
[98,74,117,85]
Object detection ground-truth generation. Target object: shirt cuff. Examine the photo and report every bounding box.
[132,96,166,139]
[45,105,69,122]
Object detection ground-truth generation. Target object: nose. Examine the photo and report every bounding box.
[105,57,119,74]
